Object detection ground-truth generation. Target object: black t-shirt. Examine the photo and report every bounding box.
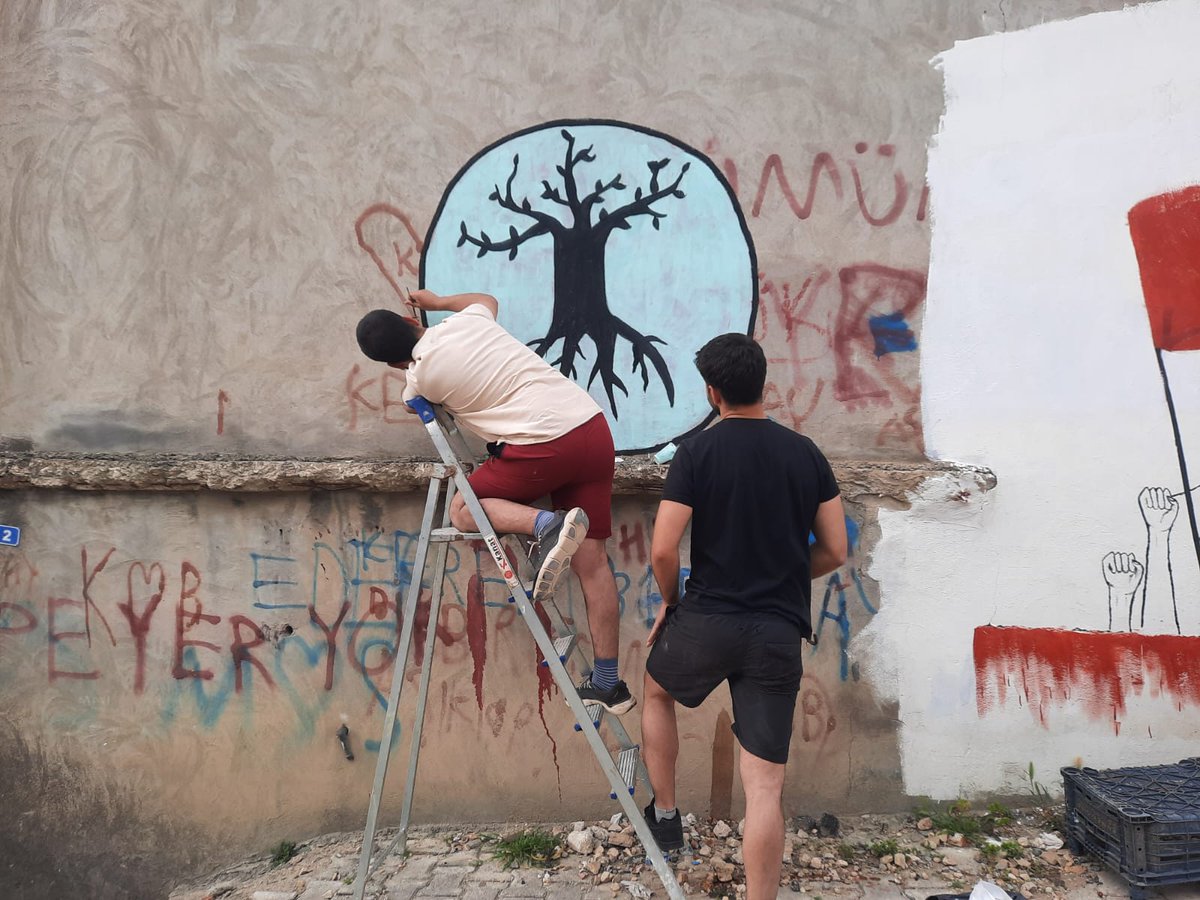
[662,418,839,637]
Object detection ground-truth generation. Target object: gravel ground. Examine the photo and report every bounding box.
[167,805,1200,900]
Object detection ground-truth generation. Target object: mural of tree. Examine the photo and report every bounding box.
[455,129,687,417]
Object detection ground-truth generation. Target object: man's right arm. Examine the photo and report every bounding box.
[810,495,848,578]
[651,500,693,607]
[410,289,499,318]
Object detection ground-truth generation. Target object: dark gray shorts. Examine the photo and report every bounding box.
[645,604,803,764]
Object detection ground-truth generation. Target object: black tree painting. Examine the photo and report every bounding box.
[456,129,687,417]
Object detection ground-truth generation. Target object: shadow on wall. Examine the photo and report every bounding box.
[0,716,205,900]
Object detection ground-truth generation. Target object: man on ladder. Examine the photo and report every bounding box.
[355,289,634,714]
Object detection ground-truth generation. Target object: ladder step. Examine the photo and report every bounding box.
[573,701,604,732]
[610,746,639,798]
[540,633,577,667]
[429,527,483,542]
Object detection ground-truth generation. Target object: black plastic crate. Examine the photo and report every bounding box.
[1062,758,1200,898]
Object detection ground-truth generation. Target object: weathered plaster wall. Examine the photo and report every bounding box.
[3,0,1121,463]
[867,0,1200,800]
[0,0,1130,896]
[0,486,937,897]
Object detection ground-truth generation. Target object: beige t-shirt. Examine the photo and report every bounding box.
[401,304,604,444]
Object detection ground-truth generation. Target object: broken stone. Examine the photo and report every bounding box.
[713,820,733,838]
[606,832,635,848]
[607,847,621,860]
[568,830,596,855]
[585,858,602,876]
[1036,832,1064,850]
[893,853,907,869]
[713,859,735,882]
[917,817,934,831]
[948,833,968,847]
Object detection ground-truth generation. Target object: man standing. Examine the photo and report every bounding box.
[639,333,847,898]
[355,290,634,714]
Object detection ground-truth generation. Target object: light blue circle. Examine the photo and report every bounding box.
[423,121,756,453]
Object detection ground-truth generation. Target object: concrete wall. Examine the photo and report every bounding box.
[0,0,1147,896]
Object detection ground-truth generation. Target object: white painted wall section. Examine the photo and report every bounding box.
[865,0,1200,799]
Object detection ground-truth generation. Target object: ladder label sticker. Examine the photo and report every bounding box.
[0,526,19,547]
[484,534,513,581]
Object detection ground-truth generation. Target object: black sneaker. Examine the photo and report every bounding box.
[529,508,588,602]
[642,800,684,851]
[577,677,637,715]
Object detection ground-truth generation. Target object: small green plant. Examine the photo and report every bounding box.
[269,840,297,867]
[867,838,899,858]
[987,802,1013,827]
[1000,840,1024,858]
[929,806,983,839]
[1026,762,1052,801]
[979,841,1002,859]
[492,828,560,868]
[836,842,859,861]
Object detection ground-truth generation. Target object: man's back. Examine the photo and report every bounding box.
[662,418,838,636]
[401,304,601,444]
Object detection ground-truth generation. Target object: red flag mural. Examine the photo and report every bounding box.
[1129,185,1200,352]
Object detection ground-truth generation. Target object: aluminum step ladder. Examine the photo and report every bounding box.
[351,397,686,900]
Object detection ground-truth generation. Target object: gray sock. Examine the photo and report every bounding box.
[653,805,678,821]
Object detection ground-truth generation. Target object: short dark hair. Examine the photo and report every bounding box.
[694,333,767,406]
[356,309,420,364]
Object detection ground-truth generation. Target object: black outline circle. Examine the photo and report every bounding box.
[420,118,759,455]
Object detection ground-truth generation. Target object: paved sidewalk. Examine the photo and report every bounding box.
[170,825,1197,900]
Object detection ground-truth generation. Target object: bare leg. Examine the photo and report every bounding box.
[739,748,787,900]
[569,538,620,660]
[641,672,678,809]
[450,494,538,535]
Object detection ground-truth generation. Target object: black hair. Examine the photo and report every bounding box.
[356,309,420,364]
[694,333,767,406]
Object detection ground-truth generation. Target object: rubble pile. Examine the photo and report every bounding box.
[170,804,1118,900]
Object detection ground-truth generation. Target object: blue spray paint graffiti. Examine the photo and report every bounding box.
[868,311,918,357]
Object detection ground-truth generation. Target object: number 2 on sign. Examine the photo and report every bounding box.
[0,526,21,546]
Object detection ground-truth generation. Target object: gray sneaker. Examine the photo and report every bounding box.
[529,508,588,602]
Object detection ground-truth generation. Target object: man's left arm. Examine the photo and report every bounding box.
[647,500,692,645]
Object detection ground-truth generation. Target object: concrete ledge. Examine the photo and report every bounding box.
[0,452,996,501]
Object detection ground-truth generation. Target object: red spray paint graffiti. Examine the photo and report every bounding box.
[833,264,925,407]
[355,203,424,300]
[974,625,1200,733]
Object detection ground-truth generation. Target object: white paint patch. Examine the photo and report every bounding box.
[868,0,1200,798]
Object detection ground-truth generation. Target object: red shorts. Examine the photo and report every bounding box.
[468,413,614,539]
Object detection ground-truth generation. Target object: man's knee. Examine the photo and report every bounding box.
[570,538,610,575]
[739,748,787,797]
